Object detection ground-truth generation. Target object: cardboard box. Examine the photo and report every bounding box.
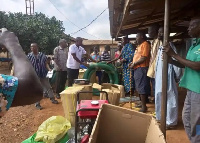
[100,89,120,106]
[60,86,84,127]
[102,83,125,98]
[73,84,93,100]
[92,83,102,91]
[89,104,166,143]
[60,84,93,127]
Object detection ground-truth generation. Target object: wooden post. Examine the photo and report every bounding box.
[161,0,170,138]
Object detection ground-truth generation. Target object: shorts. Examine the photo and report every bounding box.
[134,67,151,95]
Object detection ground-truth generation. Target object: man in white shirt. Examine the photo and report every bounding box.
[67,37,96,86]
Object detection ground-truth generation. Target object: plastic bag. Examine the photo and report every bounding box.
[35,116,71,143]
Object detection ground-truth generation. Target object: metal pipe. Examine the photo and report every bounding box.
[161,0,170,138]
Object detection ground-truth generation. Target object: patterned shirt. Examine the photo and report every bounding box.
[27,52,48,78]
[0,74,18,118]
[54,46,68,71]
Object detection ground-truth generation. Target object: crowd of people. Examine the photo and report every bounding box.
[0,17,200,142]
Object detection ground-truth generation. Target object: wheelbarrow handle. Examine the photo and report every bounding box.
[77,91,109,104]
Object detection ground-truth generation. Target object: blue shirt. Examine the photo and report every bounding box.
[27,52,48,78]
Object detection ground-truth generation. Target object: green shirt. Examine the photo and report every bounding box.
[179,38,200,93]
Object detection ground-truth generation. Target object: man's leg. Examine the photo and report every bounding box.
[67,68,73,87]
[55,71,62,98]
[190,91,200,143]
[59,71,67,91]
[40,78,58,104]
[134,67,150,112]
[55,71,67,98]
[182,90,192,141]
[34,77,45,110]
[68,68,79,87]
[140,94,147,112]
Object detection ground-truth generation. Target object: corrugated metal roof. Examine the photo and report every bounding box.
[108,0,200,38]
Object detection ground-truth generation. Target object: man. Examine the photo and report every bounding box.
[101,45,111,62]
[0,28,43,117]
[129,32,151,113]
[28,43,58,110]
[147,25,162,98]
[163,18,200,143]
[67,37,96,86]
[53,39,68,99]
[109,37,135,95]
[101,45,111,83]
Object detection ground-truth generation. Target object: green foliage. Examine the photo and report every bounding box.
[0,12,67,54]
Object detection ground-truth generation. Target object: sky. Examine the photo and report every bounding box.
[0,0,111,40]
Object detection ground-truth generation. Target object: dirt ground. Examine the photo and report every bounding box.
[0,65,190,143]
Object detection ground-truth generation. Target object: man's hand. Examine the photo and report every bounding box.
[83,63,90,68]
[120,59,125,63]
[128,62,134,69]
[163,43,176,57]
[0,28,19,48]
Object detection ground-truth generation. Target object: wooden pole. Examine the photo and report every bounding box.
[161,0,170,138]
[129,69,132,109]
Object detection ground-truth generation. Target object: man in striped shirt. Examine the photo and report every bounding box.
[101,45,111,62]
[27,43,58,110]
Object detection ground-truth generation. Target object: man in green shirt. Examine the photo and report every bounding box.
[163,18,200,143]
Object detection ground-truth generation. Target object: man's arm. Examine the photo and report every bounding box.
[107,54,122,64]
[134,57,146,66]
[163,44,200,70]
[53,48,61,70]
[168,57,185,68]
[71,53,83,64]
[129,56,146,68]
[46,62,51,71]
[85,54,97,63]
[172,54,200,70]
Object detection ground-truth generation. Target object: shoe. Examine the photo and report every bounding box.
[139,106,147,113]
[35,103,43,110]
[50,98,58,104]
[56,94,61,99]
[135,101,142,108]
[43,92,49,98]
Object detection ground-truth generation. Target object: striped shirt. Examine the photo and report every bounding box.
[101,52,111,61]
[27,52,48,78]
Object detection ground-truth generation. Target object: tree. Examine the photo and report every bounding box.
[0,12,66,54]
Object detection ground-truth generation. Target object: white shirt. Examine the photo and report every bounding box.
[67,44,86,69]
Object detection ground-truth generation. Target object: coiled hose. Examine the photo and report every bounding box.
[83,62,119,84]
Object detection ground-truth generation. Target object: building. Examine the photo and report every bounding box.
[82,40,118,59]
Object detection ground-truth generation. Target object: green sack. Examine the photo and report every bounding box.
[22,133,69,143]
[22,133,44,143]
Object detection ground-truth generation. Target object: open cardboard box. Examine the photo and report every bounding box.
[89,104,166,143]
